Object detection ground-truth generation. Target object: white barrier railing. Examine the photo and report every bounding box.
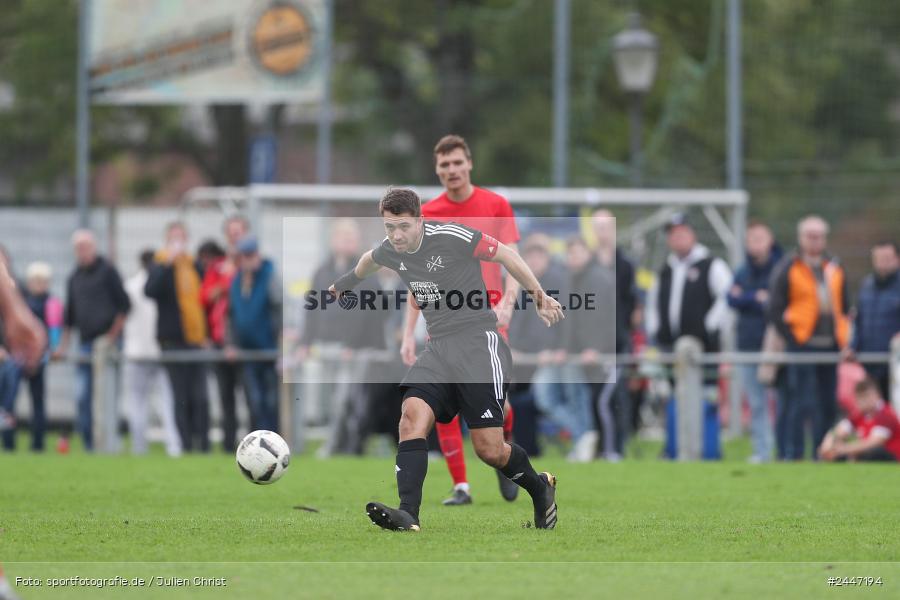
[64,342,898,455]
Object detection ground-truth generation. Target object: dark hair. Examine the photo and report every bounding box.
[433,134,471,163]
[854,376,881,397]
[139,249,155,270]
[379,187,421,217]
[873,240,899,255]
[197,240,226,259]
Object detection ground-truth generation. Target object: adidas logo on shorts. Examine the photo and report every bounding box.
[481,409,493,419]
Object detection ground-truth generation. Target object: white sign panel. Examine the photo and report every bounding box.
[88,0,324,104]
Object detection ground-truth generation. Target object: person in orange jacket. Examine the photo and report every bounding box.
[768,215,850,460]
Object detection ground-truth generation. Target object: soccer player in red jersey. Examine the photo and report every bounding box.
[819,376,900,462]
[400,135,521,505]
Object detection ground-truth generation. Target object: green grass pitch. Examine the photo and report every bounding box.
[2,436,899,599]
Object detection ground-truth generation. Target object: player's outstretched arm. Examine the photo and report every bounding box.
[0,260,47,372]
[328,250,382,297]
[494,242,520,329]
[488,242,563,327]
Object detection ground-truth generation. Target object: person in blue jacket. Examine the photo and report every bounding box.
[727,221,782,462]
[227,236,282,432]
[846,241,900,399]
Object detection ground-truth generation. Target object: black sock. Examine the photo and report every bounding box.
[500,442,546,500]
[396,438,428,520]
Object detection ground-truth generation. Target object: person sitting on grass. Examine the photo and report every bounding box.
[819,376,900,462]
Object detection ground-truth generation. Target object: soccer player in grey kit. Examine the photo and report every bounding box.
[330,188,564,531]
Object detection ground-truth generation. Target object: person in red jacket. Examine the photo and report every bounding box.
[199,239,240,452]
[400,135,520,506]
[819,376,900,462]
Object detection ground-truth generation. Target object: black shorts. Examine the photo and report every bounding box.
[400,327,511,429]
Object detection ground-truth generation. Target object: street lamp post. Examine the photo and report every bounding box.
[613,12,659,187]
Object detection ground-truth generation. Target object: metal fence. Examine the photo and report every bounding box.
[63,336,900,459]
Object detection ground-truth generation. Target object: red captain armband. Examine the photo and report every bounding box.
[473,234,500,260]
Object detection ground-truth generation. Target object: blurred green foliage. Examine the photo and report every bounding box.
[0,0,898,251]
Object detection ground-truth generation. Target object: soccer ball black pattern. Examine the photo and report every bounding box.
[236,430,291,485]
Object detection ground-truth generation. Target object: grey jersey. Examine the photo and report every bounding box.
[372,221,498,338]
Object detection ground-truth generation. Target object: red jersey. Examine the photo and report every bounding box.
[200,257,236,345]
[423,186,520,307]
[847,404,900,460]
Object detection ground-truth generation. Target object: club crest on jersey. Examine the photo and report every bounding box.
[426,256,444,272]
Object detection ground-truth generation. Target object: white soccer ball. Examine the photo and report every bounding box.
[236,430,291,485]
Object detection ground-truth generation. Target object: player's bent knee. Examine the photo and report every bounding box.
[399,397,434,440]
[474,444,504,467]
[398,415,421,440]
[471,433,505,467]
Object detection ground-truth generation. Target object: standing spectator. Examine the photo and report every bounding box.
[123,250,181,457]
[299,219,388,456]
[508,233,567,456]
[591,209,638,458]
[592,209,639,338]
[564,236,618,460]
[531,236,602,462]
[298,219,368,355]
[356,269,405,455]
[54,230,131,452]
[224,214,251,253]
[329,271,393,456]
[211,215,251,450]
[227,236,282,432]
[145,222,210,452]
[727,221,782,463]
[769,215,850,460]
[646,214,732,459]
[199,239,240,451]
[845,241,900,399]
[299,219,366,424]
[19,262,63,451]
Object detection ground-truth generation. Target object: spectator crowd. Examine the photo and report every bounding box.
[0,208,897,464]
[1,214,282,456]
